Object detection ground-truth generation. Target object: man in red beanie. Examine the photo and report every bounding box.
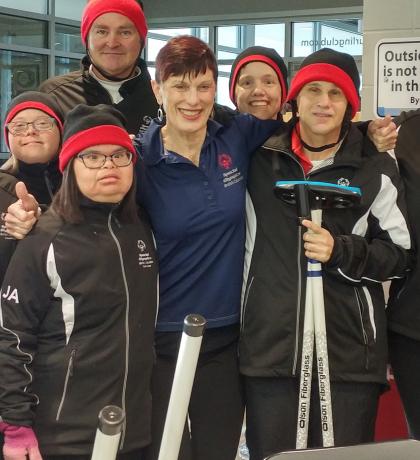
[39,0,158,135]
[239,48,413,460]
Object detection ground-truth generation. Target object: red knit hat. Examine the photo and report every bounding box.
[4,91,64,149]
[81,0,148,46]
[287,48,360,118]
[59,104,136,173]
[229,46,288,107]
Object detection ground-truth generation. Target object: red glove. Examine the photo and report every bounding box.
[0,422,43,460]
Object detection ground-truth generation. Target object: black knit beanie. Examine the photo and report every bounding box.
[229,46,288,106]
[4,91,65,147]
[59,104,135,172]
[287,48,360,117]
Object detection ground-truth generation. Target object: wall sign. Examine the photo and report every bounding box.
[374,37,420,116]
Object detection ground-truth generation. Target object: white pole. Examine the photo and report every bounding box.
[158,314,206,460]
[311,209,334,447]
[91,406,125,460]
[296,263,315,449]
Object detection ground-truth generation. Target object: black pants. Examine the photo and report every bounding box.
[144,341,244,460]
[244,376,381,460]
[389,330,420,439]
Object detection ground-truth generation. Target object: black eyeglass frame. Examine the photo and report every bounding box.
[76,151,133,169]
[6,117,57,135]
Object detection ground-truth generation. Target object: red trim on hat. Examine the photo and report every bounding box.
[229,54,288,106]
[4,101,64,149]
[286,63,359,118]
[81,0,148,45]
[59,125,136,172]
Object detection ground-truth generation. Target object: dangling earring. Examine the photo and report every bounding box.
[157,105,164,122]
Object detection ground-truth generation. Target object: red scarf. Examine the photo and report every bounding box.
[291,123,312,175]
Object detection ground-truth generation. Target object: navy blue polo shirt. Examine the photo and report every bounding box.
[135,115,279,332]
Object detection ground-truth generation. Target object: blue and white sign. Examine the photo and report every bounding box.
[374,38,420,117]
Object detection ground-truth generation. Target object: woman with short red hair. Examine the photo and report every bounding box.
[134,35,280,460]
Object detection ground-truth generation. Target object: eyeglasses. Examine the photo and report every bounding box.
[77,151,133,169]
[7,117,56,135]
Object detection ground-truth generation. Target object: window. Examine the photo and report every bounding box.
[217,65,233,109]
[254,24,285,54]
[55,23,84,54]
[0,0,46,14]
[55,56,81,75]
[218,26,239,49]
[0,14,47,48]
[293,19,362,57]
[146,27,209,62]
[216,24,285,59]
[0,50,48,152]
[55,0,87,21]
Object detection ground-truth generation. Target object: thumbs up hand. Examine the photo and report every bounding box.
[15,182,40,213]
[4,182,41,240]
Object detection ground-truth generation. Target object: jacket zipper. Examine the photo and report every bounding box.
[108,211,130,448]
[292,225,304,375]
[354,287,370,370]
[241,276,254,331]
[56,348,76,421]
[267,146,307,375]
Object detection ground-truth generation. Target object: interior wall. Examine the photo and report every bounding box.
[142,0,363,23]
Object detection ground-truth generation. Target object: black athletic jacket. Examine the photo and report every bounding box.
[240,123,412,385]
[0,172,18,284]
[0,201,158,455]
[387,109,420,341]
[0,160,61,285]
[39,56,158,135]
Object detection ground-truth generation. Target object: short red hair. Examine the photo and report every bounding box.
[155,35,218,83]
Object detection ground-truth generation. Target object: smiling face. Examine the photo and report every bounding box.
[296,81,348,146]
[87,12,141,80]
[73,144,133,203]
[7,108,60,164]
[234,61,283,120]
[152,68,216,137]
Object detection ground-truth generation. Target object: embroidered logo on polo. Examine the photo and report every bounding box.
[137,240,154,268]
[337,177,350,187]
[218,153,232,170]
[219,153,244,188]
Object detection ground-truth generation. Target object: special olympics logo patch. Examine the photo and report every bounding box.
[218,153,232,170]
[337,177,350,187]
